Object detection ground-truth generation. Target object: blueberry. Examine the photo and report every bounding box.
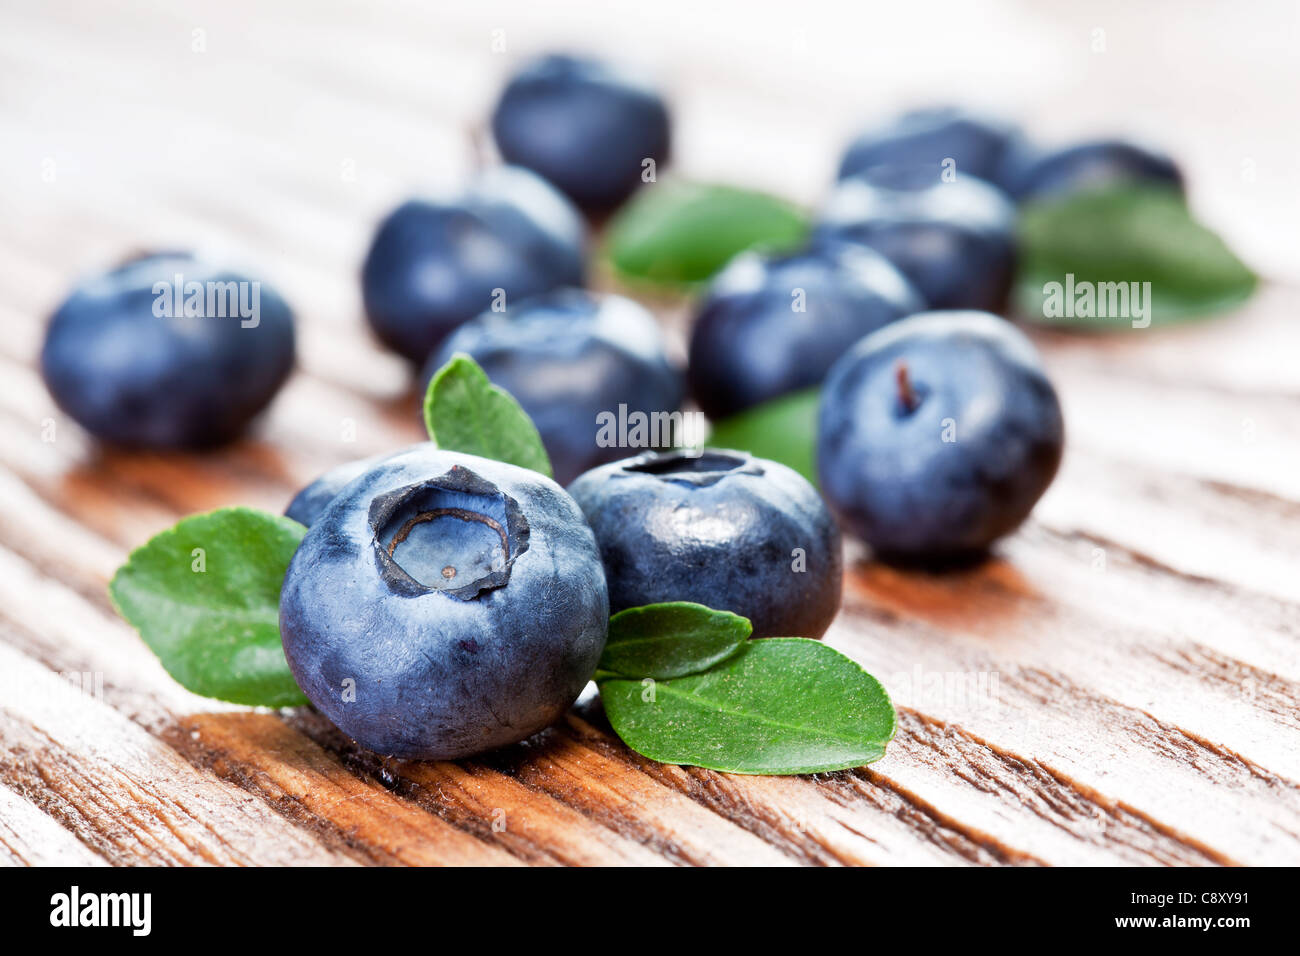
[280,445,608,760]
[1001,138,1183,202]
[424,289,685,485]
[361,166,585,362]
[838,107,1021,185]
[491,54,670,210]
[285,452,393,527]
[816,165,1017,313]
[687,243,922,419]
[567,449,841,640]
[817,311,1064,560]
[40,252,295,448]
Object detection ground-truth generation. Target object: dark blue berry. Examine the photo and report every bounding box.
[40,252,295,448]
[816,165,1017,313]
[280,445,608,760]
[688,243,922,419]
[839,107,1021,185]
[491,54,670,210]
[1001,138,1183,202]
[361,167,585,363]
[568,449,841,640]
[817,311,1064,560]
[424,289,684,485]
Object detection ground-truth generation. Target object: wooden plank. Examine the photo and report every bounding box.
[0,640,355,866]
[0,786,108,867]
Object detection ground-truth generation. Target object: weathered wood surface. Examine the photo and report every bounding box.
[1,1,1298,866]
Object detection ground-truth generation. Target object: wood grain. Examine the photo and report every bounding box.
[2,0,1298,866]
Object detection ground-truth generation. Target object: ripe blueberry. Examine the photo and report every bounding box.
[491,54,670,210]
[424,290,685,485]
[567,449,842,640]
[279,445,609,760]
[816,165,1017,313]
[40,252,295,448]
[687,243,922,419]
[361,166,585,363]
[838,107,1021,185]
[1001,138,1183,202]
[817,311,1064,560]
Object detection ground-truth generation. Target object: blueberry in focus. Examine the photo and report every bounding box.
[280,445,608,760]
[816,164,1017,312]
[491,54,670,210]
[838,107,1021,185]
[361,166,585,362]
[817,311,1064,560]
[687,243,923,420]
[567,449,842,640]
[40,252,295,448]
[1001,138,1183,202]
[424,289,685,485]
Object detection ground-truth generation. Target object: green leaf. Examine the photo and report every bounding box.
[1015,184,1257,327]
[423,354,552,477]
[600,602,751,679]
[707,388,819,484]
[108,508,308,707]
[605,181,808,286]
[600,638,895,775]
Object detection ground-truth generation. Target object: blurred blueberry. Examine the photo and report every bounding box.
[491,54,670,210]
[817,311,1064,560]
[1001,138,1183,202]
[816,164,1017,312]
[687,243,923,420]
[40,252,295,448]
[361,166,585,363]
[424,289,684,485]
[838,107,1021,185]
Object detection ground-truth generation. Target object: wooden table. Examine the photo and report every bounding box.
[2,0,1297,866]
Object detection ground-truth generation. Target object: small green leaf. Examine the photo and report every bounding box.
[600,602,751,679]
[605,181,808,286]
[1015,184,1257,327]
[707,388,819,484]
[601,638,895,775]
[108,508,308,707]
[423,354,552,477]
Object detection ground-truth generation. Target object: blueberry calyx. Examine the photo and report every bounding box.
[366,466,530,600]
[619,449,762,488]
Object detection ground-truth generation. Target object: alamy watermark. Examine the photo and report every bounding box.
[595,404,707,455]
[1042,273,1152,328]
[0,670,104,710]
[885,664,1001,716]
[50,885,150,936]
[152,274,261,327]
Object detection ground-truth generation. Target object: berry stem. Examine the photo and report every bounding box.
[895,361,919,413]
